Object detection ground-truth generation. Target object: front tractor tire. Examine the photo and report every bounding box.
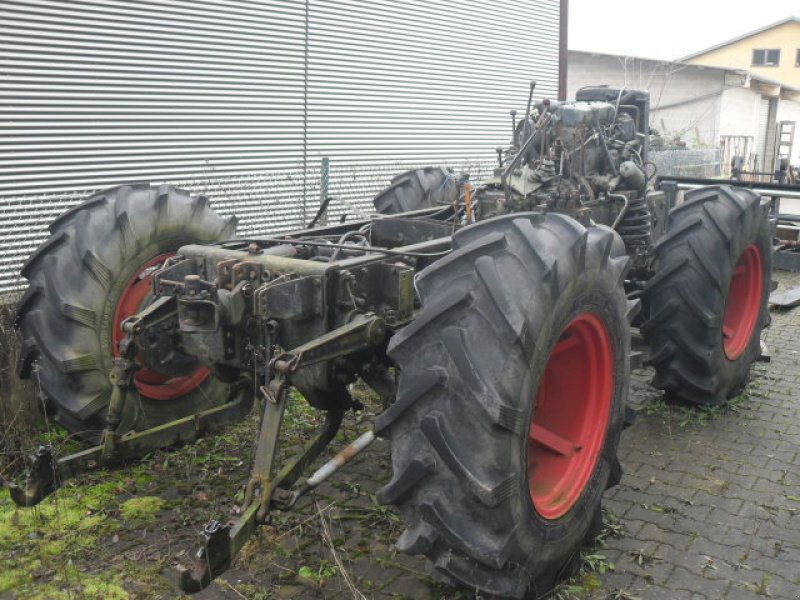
[16,184,237,441]
[375,214,636,598]
[642,185,771,405]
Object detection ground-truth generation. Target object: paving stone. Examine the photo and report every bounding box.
[624,583,695,599]
[725,582,772,600]
[379,572,437,599]
[624,503,680,531]
[692,490,747,514]
[666,566,729,598]
[584,272,800,600]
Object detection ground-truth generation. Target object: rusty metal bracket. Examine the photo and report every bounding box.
[284,314,386,370]
[100,354,139,459]
[175,401,345,593]
[176,390,343,594]
[7,446,59,507]
[242,378,290,523]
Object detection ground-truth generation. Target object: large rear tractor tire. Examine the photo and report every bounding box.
[375,214,636,598]
[373,166,453,214]
[641,186,771,405]
[16,184,237,441]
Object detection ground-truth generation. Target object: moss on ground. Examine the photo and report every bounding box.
[119,496,165,522]
[0,458,166,599]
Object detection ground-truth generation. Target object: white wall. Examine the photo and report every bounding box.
[719,87,761,137]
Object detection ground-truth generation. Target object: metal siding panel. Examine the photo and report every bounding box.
[306,0,560,219]
[0,0,307,292]
[0,0,561,293]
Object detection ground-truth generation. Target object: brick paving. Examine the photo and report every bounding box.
[594,269,800,600]
[202,271,800,600]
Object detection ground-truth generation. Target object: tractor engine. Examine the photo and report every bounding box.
[477,87,667,270]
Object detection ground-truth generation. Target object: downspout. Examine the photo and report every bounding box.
[301,0,310,225]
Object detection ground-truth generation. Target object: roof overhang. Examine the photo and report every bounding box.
[679,16,800,62]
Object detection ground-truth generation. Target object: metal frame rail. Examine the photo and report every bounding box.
[657,176,800,272]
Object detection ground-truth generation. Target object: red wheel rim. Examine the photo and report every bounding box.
[722,244,763,360]
[528,313,613,520]
[112,253,210,400]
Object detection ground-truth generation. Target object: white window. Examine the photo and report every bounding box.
[752,49,781,66]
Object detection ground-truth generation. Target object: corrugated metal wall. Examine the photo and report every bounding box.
[306,0,560,223]
[0,0,560,293]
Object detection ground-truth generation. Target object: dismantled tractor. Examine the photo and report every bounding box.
[11,85,772,598]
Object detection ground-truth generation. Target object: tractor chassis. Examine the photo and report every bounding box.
[10,210,460,591]
[8,87,783,598]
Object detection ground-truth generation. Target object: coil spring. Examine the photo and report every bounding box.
[618,195,652,251]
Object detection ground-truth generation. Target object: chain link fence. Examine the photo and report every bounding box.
[0,158,496,294]
[0,150,723,295]
[649,148,721,179]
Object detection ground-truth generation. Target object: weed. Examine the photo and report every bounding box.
[0,296,45,478]
[688,531,699,546]
[552,581,589,599]
[595,506,625,547]
[281,390,323,447]
[582,552,614,575]
[628,548,662,567]
[642,394,743,432]
[298,560,338,584]
[750,572,772,595]
[315,500,368,599]
[758,573,772,596]
[701,555,718,575]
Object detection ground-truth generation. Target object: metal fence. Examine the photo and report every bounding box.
[650,148,721,179]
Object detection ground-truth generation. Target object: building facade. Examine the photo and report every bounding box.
[682,17,800,89]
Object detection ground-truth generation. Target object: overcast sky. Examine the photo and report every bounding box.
[569,0,798,61]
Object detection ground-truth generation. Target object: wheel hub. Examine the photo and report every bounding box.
[528,313,613,520]
[722,244,763,360]
[112,253,210,400]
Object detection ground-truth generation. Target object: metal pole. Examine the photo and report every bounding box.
[319,156,330,226]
